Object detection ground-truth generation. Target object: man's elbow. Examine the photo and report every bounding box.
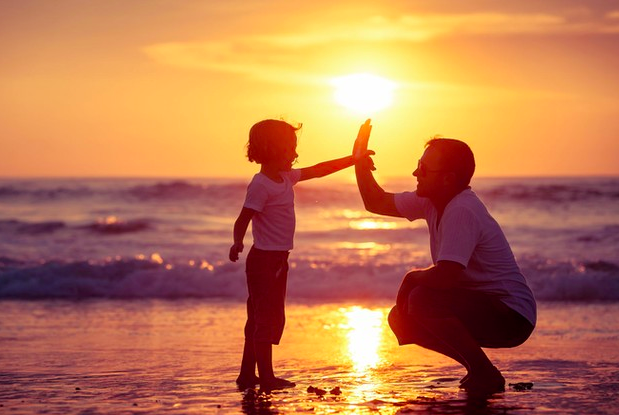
[363,200,383,215]
[359,194,378,213]
[362,199,390,216]
[434,261,466,287]
[362,192,398,216]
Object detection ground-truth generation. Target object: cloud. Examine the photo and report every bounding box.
[607,10,619,19]
[255,13,569,47]
[604,10,619,32]
[143,40,321,85]
[143,11,619,80]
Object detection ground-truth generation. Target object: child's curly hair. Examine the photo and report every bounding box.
[246,119,302,164]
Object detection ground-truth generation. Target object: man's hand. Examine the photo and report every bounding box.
[229,242,244,262]
[396,271,418,314]
[353,119,372,160]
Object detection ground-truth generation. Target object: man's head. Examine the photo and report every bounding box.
[413,138,475,198]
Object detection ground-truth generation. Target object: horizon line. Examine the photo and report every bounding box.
[0,174,617,180]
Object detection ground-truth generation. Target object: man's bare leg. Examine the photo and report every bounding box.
[388,307,470,371]
[417,316,505,395]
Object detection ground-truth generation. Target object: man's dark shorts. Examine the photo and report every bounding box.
[389,285,534,348]
[244,246,289,345]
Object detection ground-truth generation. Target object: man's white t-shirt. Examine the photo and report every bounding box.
[243,170,302,251]
[394,188,537,326]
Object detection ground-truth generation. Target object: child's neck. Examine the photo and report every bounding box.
[260,165,284,183]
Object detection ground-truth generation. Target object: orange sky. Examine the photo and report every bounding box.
[1,0,618,178]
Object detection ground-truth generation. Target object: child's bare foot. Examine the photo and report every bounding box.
[259,377,296,393]
[236,375,260,390]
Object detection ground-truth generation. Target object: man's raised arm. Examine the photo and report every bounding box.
[355,157,400,217]
[352,120,400,217]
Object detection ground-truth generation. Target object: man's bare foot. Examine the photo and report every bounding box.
[259,377,296,393]
[236,375,260,390]
[461,366,505,396]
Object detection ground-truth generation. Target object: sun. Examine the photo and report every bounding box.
[331,73,397,114]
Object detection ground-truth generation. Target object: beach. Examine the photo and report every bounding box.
[1,299,618,414]
[2,0,619,411]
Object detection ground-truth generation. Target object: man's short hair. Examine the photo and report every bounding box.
[426,137,475,188]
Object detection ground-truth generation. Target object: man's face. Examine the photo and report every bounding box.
[413,146,449,197]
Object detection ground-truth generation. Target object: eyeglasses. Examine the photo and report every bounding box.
[415,160,449,176]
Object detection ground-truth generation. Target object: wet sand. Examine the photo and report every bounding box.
[1,300,618,414]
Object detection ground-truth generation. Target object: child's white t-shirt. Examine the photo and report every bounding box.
[243,170,302,251]
[394,188,537,326]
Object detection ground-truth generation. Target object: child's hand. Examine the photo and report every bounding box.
[358,150,377,171]
[229,242,244,262]
[353,119,372,161]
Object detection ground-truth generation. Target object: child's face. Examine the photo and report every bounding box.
[277,138,298,171]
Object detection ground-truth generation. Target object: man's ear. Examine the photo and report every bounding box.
[443,171,457,187]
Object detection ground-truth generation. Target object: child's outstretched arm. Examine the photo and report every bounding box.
[229,207,255,262]
[298,155,354,181]
[299,120,374,181]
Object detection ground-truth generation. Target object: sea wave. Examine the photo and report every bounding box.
[0,256,241,300]
[0,218,153,235]
[127,181,212,200]
[0,219,67,235]
[477,179,619,203]
[1,255,617,302]
[521,257,619,301]
[576,224,619,243]
[0,184,94,199]
[81,218,153,234]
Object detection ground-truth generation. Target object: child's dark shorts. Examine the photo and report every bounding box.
[244,246,290,345]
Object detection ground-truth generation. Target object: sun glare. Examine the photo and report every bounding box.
[349,219,397,230]
[331,73,397,114]
[341,307,385,372]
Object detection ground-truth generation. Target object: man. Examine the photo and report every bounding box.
[354,129,536,396]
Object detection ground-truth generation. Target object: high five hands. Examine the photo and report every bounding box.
[353,119,376,170]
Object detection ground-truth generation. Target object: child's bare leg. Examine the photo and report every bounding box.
[236,338,259,388]
[254,341,295,392]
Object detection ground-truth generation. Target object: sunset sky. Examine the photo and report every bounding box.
[2,0,618,178]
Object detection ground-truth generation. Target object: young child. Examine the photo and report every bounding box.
[230,119,372,392]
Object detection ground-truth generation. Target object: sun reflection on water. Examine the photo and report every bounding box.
[349,219,397,230]
[340,306,385,373]
[336,241,390,251]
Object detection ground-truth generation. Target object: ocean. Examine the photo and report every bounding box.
[0,176,617,302]
[1,175,619,414]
